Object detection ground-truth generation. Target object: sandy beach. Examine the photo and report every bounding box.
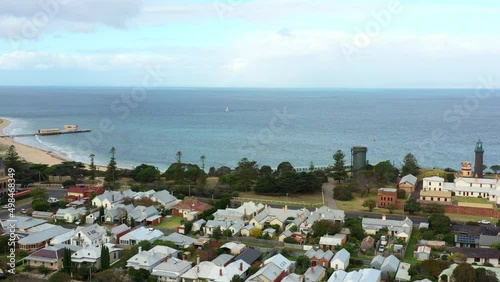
[0,118,69,165]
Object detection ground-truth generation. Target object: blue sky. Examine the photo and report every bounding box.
[0,0,499,87]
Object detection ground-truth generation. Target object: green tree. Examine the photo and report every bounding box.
[38,265,50,275]
[362,199,377,212]
[276,161,294,175]
[31,187,49,201]
[475,267,499,282]
[333,185,353,201]
[259,165,273,176]
[402,153,420,176]
[230,275,244,282]
[63,247,72,273]
[332,150,348,183]
[5,145,21,171]
[404,198,421,215]
[101,245,110,270]
[294,255,311,275]
[311,220,341,237]
[490,165,500,174]
[452,263,476,282]
[374,160,399,185]
[212,227,223,240]
[423,203,445,215]
[49,272,72,282]
[89,154,96,182]
[200,155,206,171]
[128,268,151,282]
[105,147,118,182]
[387,203,397,214]
[429,214,452,234]
[234,158,259,191]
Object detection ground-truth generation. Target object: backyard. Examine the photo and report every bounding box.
[154,215,183,229]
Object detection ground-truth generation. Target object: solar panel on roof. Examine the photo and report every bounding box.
[456,234,478,244]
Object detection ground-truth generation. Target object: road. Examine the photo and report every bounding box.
[0,187,68,219]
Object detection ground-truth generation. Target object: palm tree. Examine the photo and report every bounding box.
[176,151,182,163]
[201,155,206,171]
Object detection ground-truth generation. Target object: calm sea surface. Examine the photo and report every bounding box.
[0,87,499,171]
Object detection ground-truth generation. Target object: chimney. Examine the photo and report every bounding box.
[219,269,223,276]
[244,208,247,216]
[261,261,264,267]
[197,256,200,265]
[312,266,315,273]
[382,214,386,221]
[197,265,200,273]
[164,257,168,262]
[240,262,243,271]
[285,205,288,212]
[138,246,142,253]
[265,204,268,209]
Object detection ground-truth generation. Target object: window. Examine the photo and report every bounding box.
[429,182,431,186]
[439,183,442,186]
[470,183,472,187]
[445,198,447,202]
[474,258,480,262]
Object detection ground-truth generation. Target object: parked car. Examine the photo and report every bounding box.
[378,246,385,252]
[380,235,388,246]
[75,220,81,225]
[479,220,491,224]
[20,209,27,214]
[47,197,59,203]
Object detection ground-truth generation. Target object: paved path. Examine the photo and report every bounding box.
[322,177,338,209]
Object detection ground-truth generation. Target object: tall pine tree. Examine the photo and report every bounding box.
[100,245,110,270]
[63,247,72,273]
[105,147,117,182]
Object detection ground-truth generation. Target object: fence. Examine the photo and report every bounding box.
[232,197,323,208]
[283,243,314,251]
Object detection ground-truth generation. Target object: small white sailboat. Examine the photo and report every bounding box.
[225,106,230,112]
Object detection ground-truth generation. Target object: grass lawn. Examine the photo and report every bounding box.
[206,177,219,186]
[237,191,323,205]
[445,213,495,223]
[336,194,377,212]
[154,216,183,229]
[454,196,492,205]
[404,229,419,265]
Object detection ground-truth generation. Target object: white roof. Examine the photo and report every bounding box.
[72,243,121,262]
[221,242,246,250]
[1,216,47,230]
[379,188,397,192]
[19,226,72,245]
[417,246,431,254]
[332,249,350,264]
[264,254,292,271]
[304,266,326,282]
[395,262,411,282]
[120,227,164,242]
[50,229,76,245]
[399,174,417,185]
[27,223,57,233]
[319,234,346,246]
[423,176,444,182]
[151,258,192,278]
[181,259,249,282]
[282,273,303,282]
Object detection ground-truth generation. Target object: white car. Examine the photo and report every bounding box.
[75,220,81,225]
[47,197,59,203]
[479,220,491,225]
[20,209,27,214]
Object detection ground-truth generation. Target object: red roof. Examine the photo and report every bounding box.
[67,185,103,194]
[172,199,213,212]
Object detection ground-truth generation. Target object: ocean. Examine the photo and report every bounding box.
[1,86,499,172]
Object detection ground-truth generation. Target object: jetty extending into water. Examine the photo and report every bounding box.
[0,125,92,138]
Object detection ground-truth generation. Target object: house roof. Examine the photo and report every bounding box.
[67,185,102,194]
[395,262,411,281]
[152,190,177,206]
[50,229,76,245]
[161,232,196,246]
[423,176,444,182]
[121,227,164,242]
[301,206,345,228]
[416,246,431,254]
[110,223,130,235]
[319,234,346,246]
[362,217,413,237]
[127,250,167,269]
[1,216,47,230]
[235,201,265,216]
[234,248,262,265]
[181,259,249,282]
[129,205,159,221]
[75,224,106,241]
[253,207,309,226]
[221,242,246,251]
[27,223,58,233]
[379,188,397,193]
[151,258,192,278]
[172,199,213,212]
[479,235,500,246]
[31,211,54,217]
[282,273,303,282]
[193,219,206,226]
[264,254,292,271]
[370,255,385,267]
[212,254,234,266]
[305,249,334,261]
[381,255,400,271]
[451,223,499,236]
[72,243,121,261]
[455,234,479,245]
[25,246,64,263]
[247,262,285,282]
[449,247,500,259]
[214,209,244,219]
[332,249,350,263]
[400,174,417,185]
[360,236,375,250]
[18,226,72,245]
[304,266,326,282]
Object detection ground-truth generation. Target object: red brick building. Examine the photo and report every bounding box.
[67,185,104,201]
[377,188,397,208]
[172,198,213,217]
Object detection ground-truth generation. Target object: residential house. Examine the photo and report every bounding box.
[419,176,452,203]
[127,205,159,225]
[377,188,397,208]
[360,236,375,253]
[105,224,131,244]
[264,254,293,273]
[415,246,431,261]
[263,228,277,238]
[398,174,418,194]
[67,185,104,201]
[18,226,72,252]
[133,189,156,200]
[0,159,9,198]
[246,261,289,282]
[151,257,193,282]
[23,245,65,270]
[380,255,400,280]
[152,190,178,209]
[119,227,164,246]
[71,224,107,247]
[299,206,345,233]
[228,220,245,236]
[92,190,125,209]
[71,243,122,270]
[104,204,135,223]
[451,223,499,236]
[240,225,254,237]
[31,211,54,220]
[279,230,293,242]
[303,266,326,282]
[319,234,347,250]
[282,273,303,282]
[328,269,381,282]
[370,255,385,270]
[1,216,47,232]
[249,206,309,229]
[86,211,100,224]
[479,235,500,248]
[212,254,234,267]
[455,233,479,248]
[172,199,213,218]
[127,245,179,272]
[160,233,197,249]
[192,219,206,233]
[49,229,75,245]
[180,259,250,282]
[362,216,413,242]
[449,247,500,266]
[26,223,58,233]
[234,248,262,266]
[305,248,334,268]
[213,209,244,222]
[395,262,411,282]
[331,249,350,270]
[220,242,246,255]
[234,201,265,220]
[55,207,86,223]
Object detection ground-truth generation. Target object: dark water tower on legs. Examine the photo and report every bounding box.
[474,139,484,178]
[351,146,368,177]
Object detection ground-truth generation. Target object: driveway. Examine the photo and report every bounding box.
[323,177,338,209]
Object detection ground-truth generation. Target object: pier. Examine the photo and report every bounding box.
[0,129,92,138]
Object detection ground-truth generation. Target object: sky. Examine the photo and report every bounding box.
[0,0,499,88]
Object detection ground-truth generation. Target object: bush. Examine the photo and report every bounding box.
[397,189,407,199]
[334,185,353,201]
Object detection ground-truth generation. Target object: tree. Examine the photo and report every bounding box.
[452,263,476,282]
[234,158,259,191]
[490,165,500,174]
[374,160,399,185]
[429,214,451,234]
[212,227,223,240]
[404,198,421,215]
[332,150,348,183]
[250,228,262,238]
[101,245,110,270]
[230,275,244,282]
[294,255,311,275]
[259,165,273,176]
[362,199,377,212]
[475,267,499,282]
[200,155,206,171]
[276,161,294,175]
[311,220,341,237]
[49,272,72,282]
[105,147,118,182]
[5,145,21,171]
[387,203,397,214]
[89,154,96,181]
[402,153,420,176]
[31,187,49,201]
[176,151,182,163]
[333,185,353,201]
[422,203,445,215]
[128,268,151,282]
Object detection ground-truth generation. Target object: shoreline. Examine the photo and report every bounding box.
[0,118,107,171]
